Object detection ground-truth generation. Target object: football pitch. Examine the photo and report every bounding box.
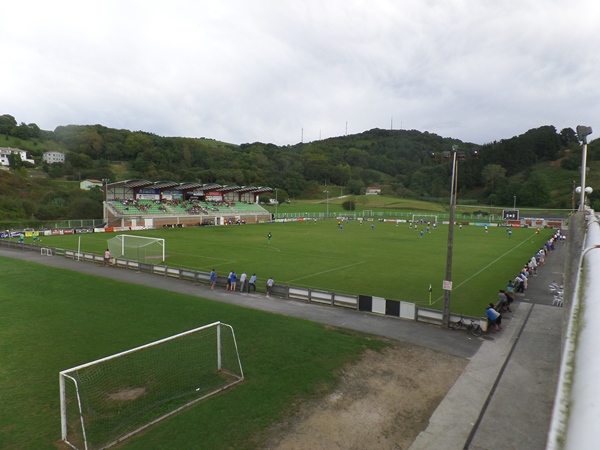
[36,220,554,315]
[1,220,556,449]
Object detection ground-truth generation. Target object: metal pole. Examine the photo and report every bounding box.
[513,195,516,210]
[579,141,589,211]
[442,148,458,329]
[577,125,593,211]
[275,189,278,219]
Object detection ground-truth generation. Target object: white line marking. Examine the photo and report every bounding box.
[430,233,538,305]
[287,261,366,283]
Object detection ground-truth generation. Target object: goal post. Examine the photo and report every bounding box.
[107,234,165,263]
[59,322,244,450]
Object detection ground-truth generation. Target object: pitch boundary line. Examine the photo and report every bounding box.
[430,232,539,305]
[287,260,366,283]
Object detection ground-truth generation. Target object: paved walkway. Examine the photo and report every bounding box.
[0,238,565,449]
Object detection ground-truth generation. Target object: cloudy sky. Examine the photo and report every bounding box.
[2,0,598,146]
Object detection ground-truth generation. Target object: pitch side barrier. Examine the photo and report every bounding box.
[0,240,478,327]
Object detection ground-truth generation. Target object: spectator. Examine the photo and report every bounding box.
[498,290,511,312]
[266,277,274,296]
[486,303,502,332]
[248,273,257,292]
[239,271,247,292]
[210,269,217,290]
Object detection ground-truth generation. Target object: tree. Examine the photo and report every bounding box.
[482,164,506,194]
[342,198,356,211]
[0,114,17,135]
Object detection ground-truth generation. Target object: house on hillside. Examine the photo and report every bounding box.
[366,186,381,195]
[0,147,34,167]
[80,179,103,190]
[43,151,66,164]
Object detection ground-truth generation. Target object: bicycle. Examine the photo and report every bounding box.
[451,315,483,336]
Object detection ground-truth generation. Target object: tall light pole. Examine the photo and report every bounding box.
[577,125,593,211]
[513,195,516,210]
[324,190,329,218]
[275,188,278,219]
[102,178,110,224]
[442,146,458,329]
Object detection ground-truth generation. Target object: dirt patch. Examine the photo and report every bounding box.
[262,343,467,450]
[107,387,146,401]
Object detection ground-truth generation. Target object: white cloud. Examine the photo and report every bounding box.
[1,0,599,146]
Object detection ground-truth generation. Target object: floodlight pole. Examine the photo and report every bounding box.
[442,146,458,329]
[324,190,329,218]
[102,178,110,224]
[577,125,593,211]
[513,195,516,210]
[275,188,278,219]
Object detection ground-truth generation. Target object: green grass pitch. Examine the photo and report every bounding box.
[1,220,555,448]
[0,257,387,449]
[36,220,554,315]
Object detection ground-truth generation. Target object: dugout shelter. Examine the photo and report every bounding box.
[103,180,272,228]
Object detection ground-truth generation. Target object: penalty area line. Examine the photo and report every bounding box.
[287,260,366,283]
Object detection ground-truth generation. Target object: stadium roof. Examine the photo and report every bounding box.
[106,180,273,195]
[152,181,180,190]
[217,185,241,193]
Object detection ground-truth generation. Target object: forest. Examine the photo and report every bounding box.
[1,113,599,224]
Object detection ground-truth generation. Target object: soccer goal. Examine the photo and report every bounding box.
[59,322,244,450]
[107,234,165,263]
[411,214,438,224]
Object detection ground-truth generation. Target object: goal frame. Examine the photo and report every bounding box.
[59,321,244,450]
[411,213,438,224]
[108,234,165,263]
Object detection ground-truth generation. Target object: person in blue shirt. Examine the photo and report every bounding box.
[210,269,217,290]
[230,271,237,291]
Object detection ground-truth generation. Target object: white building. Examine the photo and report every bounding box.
[0,147,34,167]
[43,151,66,164]
[80,179,103,190]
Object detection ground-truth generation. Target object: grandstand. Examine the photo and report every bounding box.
[103,180,272,228]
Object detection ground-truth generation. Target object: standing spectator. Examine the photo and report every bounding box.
[505,280,515,305]
[104,249,111,267]
[210,269,217,290]
[248,273,257,292]
[226,270,233,290]
[266,276,274,296]
[239,271,247,292]
[498,290,511,312]
[230,271,237,291]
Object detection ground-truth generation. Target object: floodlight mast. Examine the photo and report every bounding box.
[442,146,458,329]
[577,125,593,211]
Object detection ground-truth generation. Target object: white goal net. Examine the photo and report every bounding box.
[107,234,165,263]
[411,214,438,224]
[59,322,244,450]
